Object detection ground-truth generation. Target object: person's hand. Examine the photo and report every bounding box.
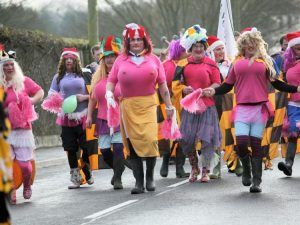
[166,105,175,120]
[183,86,194,95]
[105,91,116,108]
[86,117,92,128]
[77,94,88,102]
[202,88,215,97]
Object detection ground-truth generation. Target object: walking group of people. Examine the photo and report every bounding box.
[1,22,300,224]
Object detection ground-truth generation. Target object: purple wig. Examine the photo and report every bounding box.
[283,47,296,72]
[168,40,185,60]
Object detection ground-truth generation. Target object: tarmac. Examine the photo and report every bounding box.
[35,146,67,169]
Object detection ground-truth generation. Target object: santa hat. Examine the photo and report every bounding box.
[61,47,80,59]
[122,23,146,40]
[240,27,258,35]
[100,35,122,60]
[0,44,13,64]
[286,31,300,48]
[206,36,225,52]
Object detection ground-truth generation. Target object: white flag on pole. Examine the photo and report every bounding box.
[217,0,237,60]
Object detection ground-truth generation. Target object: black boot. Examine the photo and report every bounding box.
[101,148,114,185]
[250,158,262,193]
[278,141,296,176]
[82,164,94,185]
[175,147,190,178]
[131,157,145,194]
[146,157,156,191]
[113,157,125,190]
[240,155,251,186]
[160,153,170,177]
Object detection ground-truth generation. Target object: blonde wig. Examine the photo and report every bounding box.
[91,58,108,91]
[0,60,25,93]
[236,31,276,78]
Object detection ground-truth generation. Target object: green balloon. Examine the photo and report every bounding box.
[62,95,77,113]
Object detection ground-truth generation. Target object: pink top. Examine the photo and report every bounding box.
[183,56,221,107]
[108,54,166,97]
[92,77,121,120]
[163,60,176,92]
[286,61,300,102]
[5,76,42,129]
[225,58,269,104]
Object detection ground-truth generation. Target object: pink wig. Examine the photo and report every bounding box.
[107,103,120,128]
[180,88,207,113]
[41,92,63,113]
[168,40,185,60]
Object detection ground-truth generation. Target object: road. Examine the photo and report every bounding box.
[9,155,300,225]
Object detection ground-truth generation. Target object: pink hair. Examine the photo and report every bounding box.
[168,40,185,60]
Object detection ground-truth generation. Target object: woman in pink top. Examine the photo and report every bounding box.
[277,31,300,177]
[174,25,222,183]
[204,28,300,193]
[0,45,44,203]
[86,36,129,190]
[106,23,174,194]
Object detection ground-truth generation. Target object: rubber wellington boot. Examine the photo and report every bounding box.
[160,153,170,177]
[131,157,145,194]
[113,157,125,190]
[240,155,251,186]
[175,147,190,178]
[250,158,262,193]
[146,157,156,191]
[278,141,296,176]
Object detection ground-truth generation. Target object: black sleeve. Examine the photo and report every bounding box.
[214,82,234,95]
[270,79,298,93]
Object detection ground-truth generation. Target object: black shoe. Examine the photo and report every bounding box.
[278,162,292,176]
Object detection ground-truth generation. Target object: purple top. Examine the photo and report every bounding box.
[49,73,88,126]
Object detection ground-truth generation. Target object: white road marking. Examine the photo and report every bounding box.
[84,199,138,220]
[167,179,189,188]
[155,189,173,196]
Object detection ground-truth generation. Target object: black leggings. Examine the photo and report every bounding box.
[127,138,139,159]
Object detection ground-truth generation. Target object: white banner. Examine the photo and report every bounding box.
[217,0,237,60]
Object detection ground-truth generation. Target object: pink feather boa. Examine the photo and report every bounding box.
[41,92,63,113]
[160,119,182,140]
[180,88,207,113]
[8,94,38,128]
[107,103,120,128]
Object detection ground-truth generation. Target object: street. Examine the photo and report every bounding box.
[9,155,300,225]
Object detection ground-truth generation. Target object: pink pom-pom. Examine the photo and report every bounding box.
[42,92,63,113]
[20,95,38,122]
[160,119,182,140]
[180,88,207,113]
[107,103,120,128]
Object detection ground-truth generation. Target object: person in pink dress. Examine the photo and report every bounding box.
[0,45,44,203]
[204,28,300,193]
[86,35,128,190]
[106,23,174,194]
[277,31,300,176]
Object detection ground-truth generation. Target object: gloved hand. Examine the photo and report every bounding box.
[105,90,116,108]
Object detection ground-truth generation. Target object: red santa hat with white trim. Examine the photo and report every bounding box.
[207,36,225,52]
[61,47,80,59]
[240,27,258,35]
[286,31,300,48]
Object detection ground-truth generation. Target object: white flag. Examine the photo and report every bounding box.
[217,0,236,60]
